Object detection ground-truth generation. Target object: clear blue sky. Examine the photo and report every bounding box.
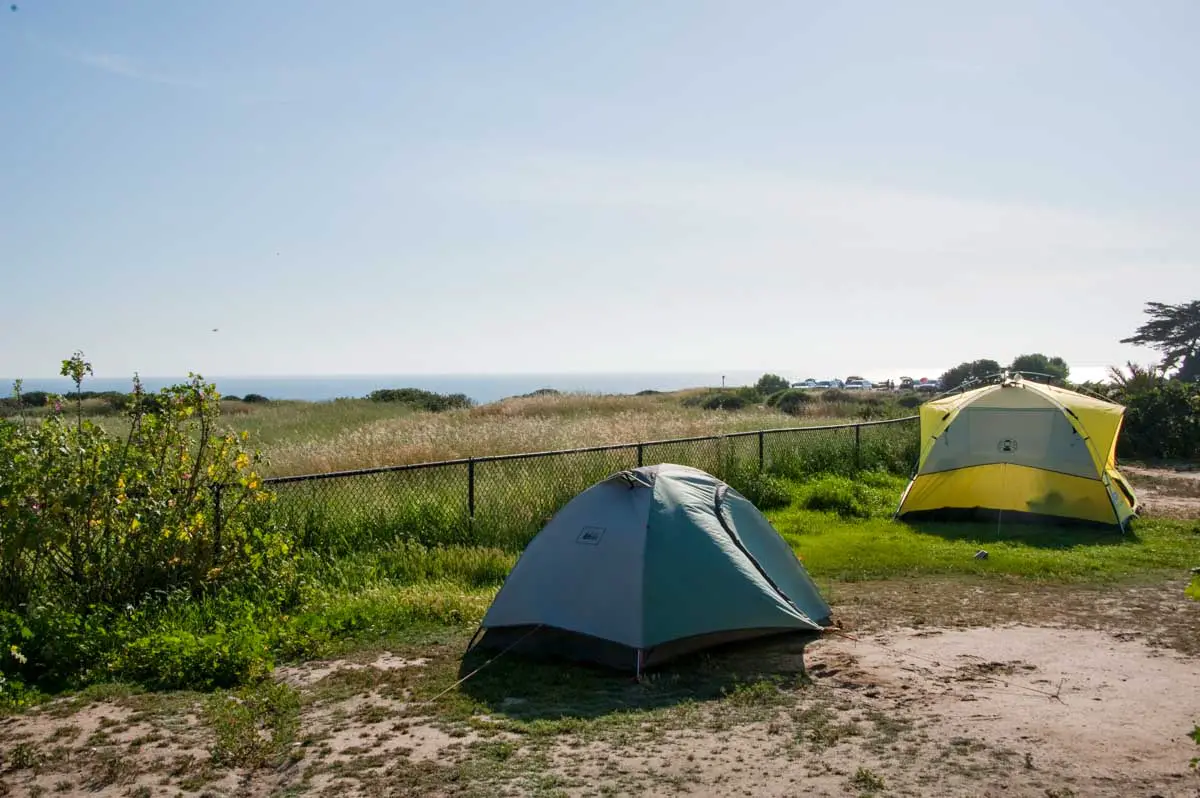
[2,0,1197,382]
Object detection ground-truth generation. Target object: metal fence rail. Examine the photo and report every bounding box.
[262,416,919,553]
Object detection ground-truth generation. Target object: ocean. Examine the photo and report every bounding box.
[7,365,1109,404]
[5,371,777,405]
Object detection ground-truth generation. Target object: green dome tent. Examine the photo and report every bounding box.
[468,464,831,674]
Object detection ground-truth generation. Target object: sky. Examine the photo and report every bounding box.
[2,0,1197,383]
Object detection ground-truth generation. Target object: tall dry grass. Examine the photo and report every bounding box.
[258,392,854,476]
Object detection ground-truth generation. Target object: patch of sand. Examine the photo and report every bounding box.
[818,626,1200,780]
[1126,465,1200,520]
[542,626,1200,798]
[274,652,428,688]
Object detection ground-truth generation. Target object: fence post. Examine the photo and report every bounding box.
[637,443,644,468]
[468,457,475,520]
[211,483,223,559]
[854,424,862,472]
[758,430,764,473]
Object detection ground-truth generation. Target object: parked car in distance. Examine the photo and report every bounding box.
[844,379,874,391]
[914,378,941,392]
[898,376,915,391]
[791,379,818,389]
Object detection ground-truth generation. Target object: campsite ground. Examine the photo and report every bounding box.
[2,467,1198,798]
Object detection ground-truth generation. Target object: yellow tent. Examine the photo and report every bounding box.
[895,375,1139,528]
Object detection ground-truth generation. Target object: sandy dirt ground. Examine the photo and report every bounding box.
[1123,465,1200,519]
[3,582,1196,798]
[0,467,1197,797]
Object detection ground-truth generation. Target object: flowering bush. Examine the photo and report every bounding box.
[0,353,295,693]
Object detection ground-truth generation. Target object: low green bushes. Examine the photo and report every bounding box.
[766,389,814,415]
[0,354,297,701]
[681,388,758,410]
[367,387,474,411]
[1117,380,1200,460]
[794,474,895,519]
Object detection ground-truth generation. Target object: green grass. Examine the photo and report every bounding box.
[272,470,1199,661]
[6,462,1195,709]
[768,473,1200,583]
[271,471,1197,665]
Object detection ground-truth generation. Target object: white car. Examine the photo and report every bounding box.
[844,379,873,391]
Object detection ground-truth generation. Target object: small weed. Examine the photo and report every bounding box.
[177,767,219,792]
[851,766,886,793]
[5,741,43,771]
[85,749,138,790]
[865,709,912,750]
[205,681,301,769]
[48,724,81,741]
[793,705,859,751]
[352,702,395,725]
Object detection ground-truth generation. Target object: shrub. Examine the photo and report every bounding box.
[1117,381,1200,460]
[368,387,474,412]
[755,373,791,395]
[703,393,749,410]
[768,389,814,416]
[682,389,756,411]
[242,393,270,403]
[731,472,792,510]
[794,475,889,518]
[897,394,923,409]
[0,353,295,691]
[821,389,850,403]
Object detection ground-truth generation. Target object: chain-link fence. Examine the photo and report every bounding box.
[262,416,919,553]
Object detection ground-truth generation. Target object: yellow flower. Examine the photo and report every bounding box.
[235,453,250,471]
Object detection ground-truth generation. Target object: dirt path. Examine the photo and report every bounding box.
[2,579,1197,798]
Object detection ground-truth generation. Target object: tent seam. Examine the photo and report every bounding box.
[712,485,815,627]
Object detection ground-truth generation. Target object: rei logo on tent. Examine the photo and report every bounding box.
[998,438,1019,453]
[576,526,605,545]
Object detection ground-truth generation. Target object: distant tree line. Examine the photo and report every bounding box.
[937,353,1070,392]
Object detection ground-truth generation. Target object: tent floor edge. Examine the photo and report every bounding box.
[471,624,823,673]
[896,506,1123,530]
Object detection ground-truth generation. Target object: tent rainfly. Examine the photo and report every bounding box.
[467,464,831,673]
[894,375,1139,528]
